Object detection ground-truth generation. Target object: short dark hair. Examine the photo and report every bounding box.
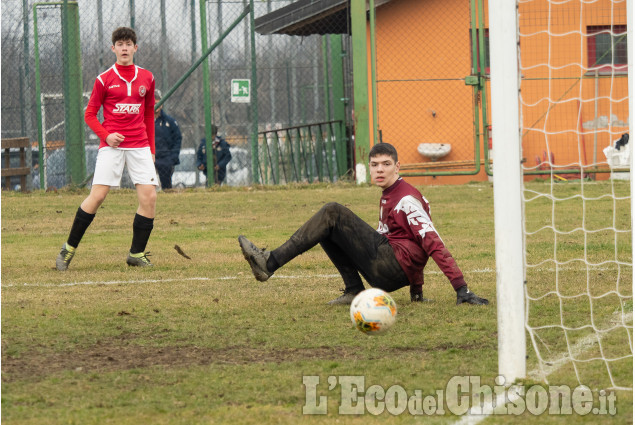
[369,143,398,162]
[112,27,137,45]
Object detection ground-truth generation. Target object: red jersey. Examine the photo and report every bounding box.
[84,63,156,153]
[377,178,466,293]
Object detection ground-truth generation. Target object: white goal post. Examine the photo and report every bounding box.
[490,0,526,384]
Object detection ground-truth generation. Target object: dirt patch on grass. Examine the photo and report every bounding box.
[2,339,489,382]
[1,341,368,382]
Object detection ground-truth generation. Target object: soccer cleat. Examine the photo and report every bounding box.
[127,252,153,267]
[56,243,76,271]
[456,286,489,305]
[238,235,272,282]
[327,289,363,305]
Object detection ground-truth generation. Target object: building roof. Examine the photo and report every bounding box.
[255,0,392,36]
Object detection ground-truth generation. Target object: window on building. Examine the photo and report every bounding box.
[587,25,627,73]
[469,28,490,74]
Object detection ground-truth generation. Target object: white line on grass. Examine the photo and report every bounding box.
[1,274,346,288]
[2,277,212,288]
[3,269,498,288]
[452,311,633,425]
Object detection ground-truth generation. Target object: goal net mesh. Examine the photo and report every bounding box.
[518,0,632,390]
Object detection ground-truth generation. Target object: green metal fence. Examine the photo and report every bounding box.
[1,0,355,190]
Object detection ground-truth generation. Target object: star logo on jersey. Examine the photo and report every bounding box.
[139,85,147,97]
[113,103,141,114]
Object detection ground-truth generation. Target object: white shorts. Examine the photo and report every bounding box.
[92,147,158,187]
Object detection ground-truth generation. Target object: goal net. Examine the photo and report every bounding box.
[491,0,633,391]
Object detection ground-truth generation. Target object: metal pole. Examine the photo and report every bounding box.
[61,0,86,185]
[330,34,347,177]
[627,0,634,303]
[477,0,489,177]
[129,0,135,29]
[22,0,33,189]
[33,4,45,189]
[191,0,201,185]
[161,0,168,94]
[267,0,276,124]
[97,0,104,70]
[200,0,214,185]
[369,0,378,146]
[322,36,334,179]
[249,0,260,184]
[490,0,526,384]
[350,0,370,183]
[216,0,224,127]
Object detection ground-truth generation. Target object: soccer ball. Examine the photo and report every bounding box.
[350,288,397,335]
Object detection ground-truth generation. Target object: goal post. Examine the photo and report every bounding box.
[490,0,526,384]
[629,0,634,298]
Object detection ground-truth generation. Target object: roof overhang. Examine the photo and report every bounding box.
[255,0,392,36]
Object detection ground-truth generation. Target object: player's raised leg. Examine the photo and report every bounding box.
[239,202,409,305]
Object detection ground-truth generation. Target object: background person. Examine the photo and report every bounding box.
[238,142,488,306]
[56,26,157,270]
[197,125,232,185]
[153,90,182,189]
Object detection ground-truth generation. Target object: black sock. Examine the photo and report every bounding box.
[67,207,95,248]
[266,252,280,272]
[130,214,154,254]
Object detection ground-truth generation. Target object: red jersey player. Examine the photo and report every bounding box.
[238,142,488,305]
[56,27,157,270]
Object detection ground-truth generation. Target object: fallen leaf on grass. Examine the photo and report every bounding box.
[174,244,191,259]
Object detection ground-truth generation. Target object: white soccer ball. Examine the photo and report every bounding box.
[350,288,397,335]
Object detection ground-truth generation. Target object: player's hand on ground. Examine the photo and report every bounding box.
[456,286,489,305]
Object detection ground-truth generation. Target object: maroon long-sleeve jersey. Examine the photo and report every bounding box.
[377,178,466,294]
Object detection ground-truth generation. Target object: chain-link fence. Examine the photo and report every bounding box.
[1,0,354,190]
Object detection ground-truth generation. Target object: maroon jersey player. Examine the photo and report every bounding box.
[56,27,157,270]
[239,142,488,305]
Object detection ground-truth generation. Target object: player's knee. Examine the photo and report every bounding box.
[322,202,345,216]
[137,187,156,206]
[145,189,157,205]
[90,191,108,206]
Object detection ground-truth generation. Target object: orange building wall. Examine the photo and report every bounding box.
[371,0,628,186]
[374,0,475,162]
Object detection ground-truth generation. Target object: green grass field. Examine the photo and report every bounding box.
[1,181,632,424]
